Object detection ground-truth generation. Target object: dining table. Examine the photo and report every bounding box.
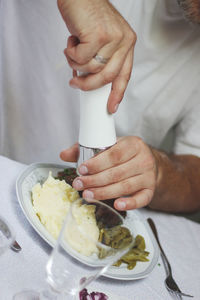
[0,155,200,300]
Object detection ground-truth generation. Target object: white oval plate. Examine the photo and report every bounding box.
[16,163,159,281]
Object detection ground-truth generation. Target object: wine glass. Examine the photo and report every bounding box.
[13,198,134,300]
[0,216,15,256]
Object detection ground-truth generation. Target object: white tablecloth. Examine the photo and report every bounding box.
[0,156,200,300]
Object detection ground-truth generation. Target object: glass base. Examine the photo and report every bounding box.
[13,289,76,300]
[13,290,40,300]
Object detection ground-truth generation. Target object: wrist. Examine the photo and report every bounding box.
[57,0,75,13]
[151,148,164,188]
[58,0,109,12]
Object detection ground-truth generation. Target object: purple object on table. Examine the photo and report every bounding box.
[79,288,108,300]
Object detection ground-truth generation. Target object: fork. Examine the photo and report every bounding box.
[147,218,193,299]
[10,240,22,252]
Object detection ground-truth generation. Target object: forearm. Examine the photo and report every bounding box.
[58,0,110,28]
[177,0,200,24]
[150,149,200,213]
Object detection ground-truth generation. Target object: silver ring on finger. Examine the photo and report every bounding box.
[93,54,109,64]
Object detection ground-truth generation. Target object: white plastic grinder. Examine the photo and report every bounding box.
[77,83,117,173]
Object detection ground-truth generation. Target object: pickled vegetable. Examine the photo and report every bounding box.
[99,227,149,270]
[98,225,133,259]
[115,235,149,269]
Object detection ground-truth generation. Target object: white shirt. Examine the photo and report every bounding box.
[1,0,200,164]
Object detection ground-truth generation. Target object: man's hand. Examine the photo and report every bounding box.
[57,0,136,113]
[60,137,158,211]
[60,136,200,213]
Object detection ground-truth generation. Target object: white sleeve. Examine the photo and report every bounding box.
[173,93,200,157]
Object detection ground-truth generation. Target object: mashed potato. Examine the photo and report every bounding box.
[32,172,99,256]
[32,172,79,239]
[65,199,99,256]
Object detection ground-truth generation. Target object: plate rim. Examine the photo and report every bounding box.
[16,162,160,280]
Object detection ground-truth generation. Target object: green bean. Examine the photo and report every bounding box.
[133,235,146,251]
[127,261,137,270]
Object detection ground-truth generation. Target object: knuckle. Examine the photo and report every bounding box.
[145,190,154,205]
[103,71,116,84]
[128,197,137,209]
[86,156,102,174]
[96,27,110,45]
[108,168,122,183]
[122,72,131,85]
[146,174,156,191]
[116,73,131,88]
[80,83,90,91]
[75,55,87,65]
[143,195,151,207]
[108,147,124,165]
[113,29,123,42]
[93,188,106,200]
[121,179,133,193]
[126,29,137,45]
[128,136,143,152]
[134,136,144,144]
[142,155,155,171]
[136,137,146,151]
[125,72,131,82]
[82,176,94,187]
[67,58,75,69]
[65,48,76,61]
[90,64,104,74]
[131,30,137,44]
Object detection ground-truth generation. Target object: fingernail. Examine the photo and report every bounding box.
[69,82,78,89]
[114,103,119,113]
[84,190,94,200]
[79,165,88,175]
[117,201,126,210]
[73,179,83,190]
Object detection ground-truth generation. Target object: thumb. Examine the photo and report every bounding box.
[65,35,102,65]
[60,143,79,162]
